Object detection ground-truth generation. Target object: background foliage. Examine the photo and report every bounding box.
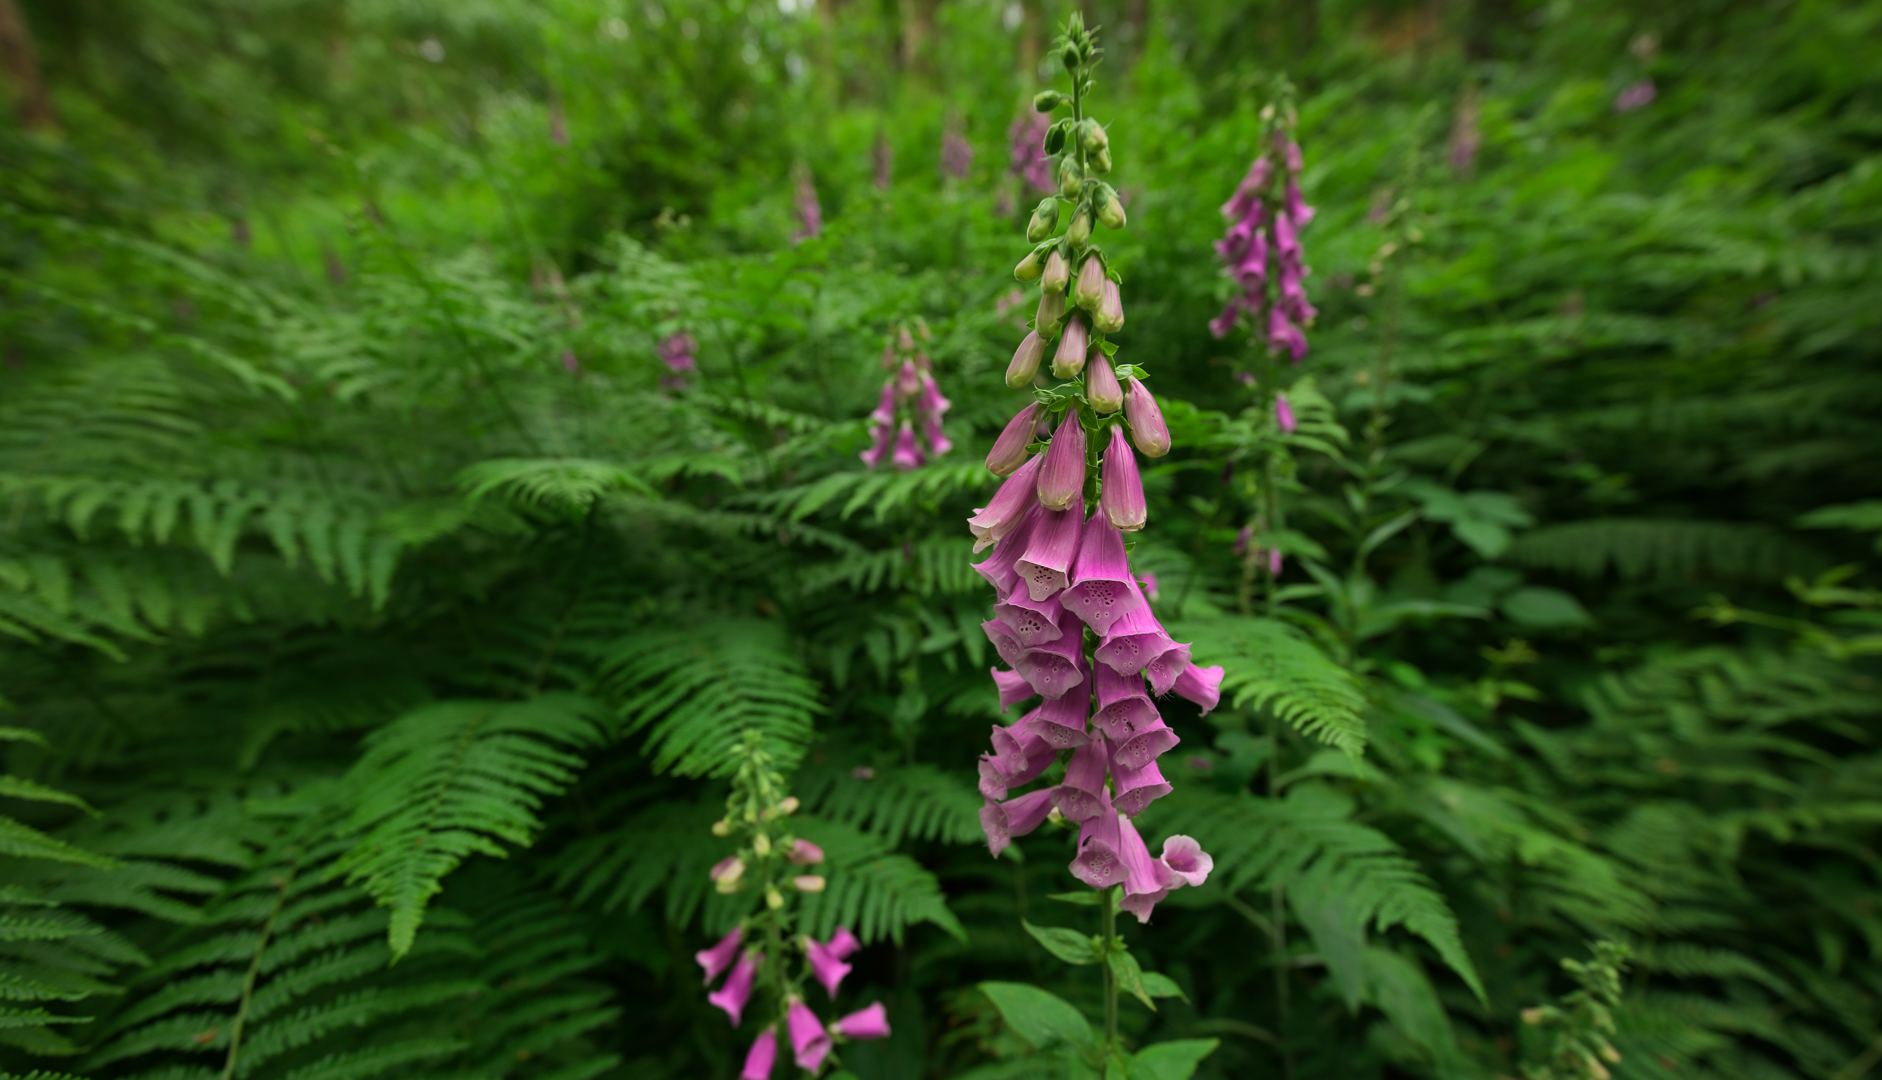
[1,0,1878,1078]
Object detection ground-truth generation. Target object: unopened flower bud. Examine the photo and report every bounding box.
[1026,198,1060,243]
[1093,278,1124,333]
[1014,248,1044,282]
[1091,148,1112,175]
[1072,256,1105,311]
[1123,376,1171,457]
[1081,120,1109,154]
[987,402,1041,475]
[1041,249,1070,294]
[1520,1007,1547,1026]
[1058,157,1083,199]
[1033,90,1065,112]
[752,833,771,856]
[1061,44,1079,71]
[1006,331,1046,388]
[779,796,800,815]
[788,839,825,865]
[1098,191,1127,230]
[1087,357,1122,414]
[1065,210,1092,249]
[1035,289,1066,337]
[793,875,827,893]
[1036,411,1088,511]
[1052,316,1089,380]
[711,819,732,837]
[766,887,785,910]
[1599,1043,1621,1065]
[1100,426,1146,532]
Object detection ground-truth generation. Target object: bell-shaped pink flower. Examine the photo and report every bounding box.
[1285,178,1315,229]
[991,667,1036,711]
[923,412,952,458]
[1268,307,1308,362]
[1007,330,1046,388]
[1069,796,1127,889]
[895,360,922,400]
[1208,297,1247,340]
[1234,227,1269,289]
[696,927,744,986]
[1144,638,1195,698]
[987,403,1041,476]
[1273,211,1301,267]
[1105,707,1178,773]
[868,381,896,425]
[805,934,853,998]
[827,926,860,960]
[1278,262,1315,325]
[1275,393,1297,434]
[1012,659,1092,744]
[1051,315,1090,380]
[708,949,761,1026]
[995,578,1065,648]
[788,999,833,1072]
[1159,835,1214,888]
[1035,412,1087,511]
[1015,493,1085,602]
[1053,742,1110,822]
[967,454,1045,552]
[789,840,825,865]
[1061,514,1147,635]
[1171,663,1225,716]
[1092,663,1158,742]
[860,421,893,471]
[833,1002,892,1041]
[1086,354,1122,414]
[1220,155,1272,221]
[741,1028,778,1080]
[973,502,1042,597]
[1117,814,1181,924]
[1122,377,1170,458]
[1094,580,1176,675]
[1008,610,1089,701]
[1100,426,1146,533]
[891,422,924,471]
[1108,740,1172,817]
[986,724,1054,793]
[981,787,1056,857]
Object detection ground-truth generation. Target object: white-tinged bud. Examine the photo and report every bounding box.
[1093,278,1124,334]
[1051,316,1089,380]
[1072,255,1106,311]
[1098,191,1126,230]
[1007,331,1046,388]
[1014,248,1044,282]
[1026,198,1060,242]
[711,819,732,837]
[1091,148,1112,175]
[1065,210,1092,249]
[1041,249,1070,294]
[1035,289,1066,337]
[766,887,785,910]
[793,875,827,893]
[778,796,800,815]
[1058,157,1083,199]
[1087,356,1122,414]
[752,833,771,856]
[1081,120,1109,154]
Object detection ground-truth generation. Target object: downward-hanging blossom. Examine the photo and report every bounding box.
[860,320,951,471]
[1211,113,1317,361]
[694,734,890,1077]
[970,24,1219,924]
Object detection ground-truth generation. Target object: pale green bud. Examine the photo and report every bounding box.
[1014,248,1044,282]
[1041,249,1071,294]
[1058,157,1083,199]
[1081,120,1108,154]
[1065,209,1092,249]
[1026,198,1060,243]
[1033,90,1065,113]
[1098,190,1126,230]
[1035,289,1067,337]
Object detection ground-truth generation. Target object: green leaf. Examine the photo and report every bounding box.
[1023,921,1100,966]
[1500,586,1594,629]
[1127,1038,1220,1080]
[1138,972,1186,1002]
[1107,948,1154,1010]
[979,982,1095,1053]
[1048,891,1105,906]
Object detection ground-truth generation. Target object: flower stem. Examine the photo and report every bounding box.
[1101,885,1119,1050]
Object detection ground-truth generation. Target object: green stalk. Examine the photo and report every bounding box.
[1101,886,1119,1050]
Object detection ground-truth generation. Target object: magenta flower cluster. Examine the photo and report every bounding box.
[792,170,823,243]
[696,924,891,1077]
[658,330,696,391]
[1008,112,1055,195]
[942,122,975,181]
[1210,137,1317,360]
[861,325,952,471]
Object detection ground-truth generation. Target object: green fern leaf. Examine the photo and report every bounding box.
[1174,616,1368,756]
[792,820,966,945]
[795,763,983,846]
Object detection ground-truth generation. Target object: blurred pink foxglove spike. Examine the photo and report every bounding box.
[994,579,1065,648]
[1284,140,1304,173]
[919,371,951,419]
[1015,492,1085,601]
[981,787,1056,857]
[1208,298,1248,340]
[1070,795,1127,889]
[1278,263,1315,325]
[1171,663,1225,715]
[1094,279,1125,334]
[1233,524,1252,557]
[1118,814,1182,924]
[868,381,896,424]
[1062,514,1147,635]
[1234,227,1269,288]
[967,455,1045,552]
[1275,393,1297,433]
[805,935,853,998]
[1086,357,1122,415]
[1108,740,1172,816]
[1053,742,1109,822]
[1092,662,1159,743]
[660,332,698,372]
[1073,256,1106,311]
[923,412,953,458]
[1159,835,1214,888]
[741,1029,777,1080]
[1285,178,1316,228]
[991,667,1037,711]
[1122,377,1170,457]
[941,129,974,180]
[1009,112,1055,194]
[1051,316,1090,380]
[1143,639,1195,698]
[708,950,761,1025]
[987,403,1041,476]
[1273,211,1301,266]
[1007,330,1046,388]
[891,422,924,470]
[827,927,860,960]
[787,999,833,1072]
[789,840,825,866]
[1220,155,1272,220]
[793,175,823,243]
[696,927,744,986]
[1268,308,1308,362]
[895,361,922,399]
[1270,549,1284,576]
[1615,78,1656,112]
[833,1002,892,1041]
[1100,426,1146,533]
[1214,212,1258,265]
[860,424,893,471]
[1035,414,1088,513]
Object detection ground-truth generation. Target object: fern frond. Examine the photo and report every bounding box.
[1174,616,1368,756]
[544,790,729,928]
[1507,518,1821,581]
[457,458,655,519]
[795,763,982,846]
[601,619,819,777]
[332,694,608,958]
[792,819,966,945]
[798,537,982,597]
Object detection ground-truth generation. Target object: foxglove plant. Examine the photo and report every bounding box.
[968,17,1222,1069]
[860,319,951,471]
[695,732,890,1077]
[791,166,823,243]
[658,330,696,391]
[941,115,974,181]
[1008,111,1055,195]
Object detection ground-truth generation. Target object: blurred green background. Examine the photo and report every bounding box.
[1,1,1879,1078]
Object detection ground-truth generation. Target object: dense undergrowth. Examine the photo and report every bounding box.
[1,1,1878,1078]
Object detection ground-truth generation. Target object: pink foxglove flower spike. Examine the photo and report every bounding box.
[708,950,761,1025]
[833,1002,893,1041]
[696,927,744,985]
